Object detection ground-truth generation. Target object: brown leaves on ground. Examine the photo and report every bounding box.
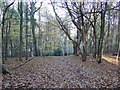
[2,56,120,89]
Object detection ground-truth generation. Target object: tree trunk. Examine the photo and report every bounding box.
[97,2,107,63]
[93,4,97,58]
[10,39,13,57]
[116,44,120,60]
[80,3,87,61]
[93,34,97,58]
[30,2,38,56]
[73,42,78,56]
[5,17,9,60]
[82,34,87,61]
[64,35,67,56]
[38,9,41,56]
[32,17,37,56]
[106,10,110,53]
[25,3,28,60]
[117,1,120,60]
[18,1,23,61]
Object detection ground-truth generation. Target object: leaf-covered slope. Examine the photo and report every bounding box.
[2,56,119,89]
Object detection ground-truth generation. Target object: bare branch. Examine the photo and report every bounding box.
[33,2,43,14]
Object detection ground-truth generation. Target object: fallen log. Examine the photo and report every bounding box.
[11,58,34,70]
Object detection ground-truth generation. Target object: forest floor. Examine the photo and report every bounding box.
[1,55,120,89]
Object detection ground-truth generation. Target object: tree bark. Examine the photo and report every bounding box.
[18,1,23,61]
[73,42,78,56]
[106,10,110,53]
[38,9,41,56]
[30,2,39,56]
[80,3,87,61]
[93,4,97,58]
[5,15,9,60]
[117,1,120,60]
[97,2,107,63]
[25,3,28,60]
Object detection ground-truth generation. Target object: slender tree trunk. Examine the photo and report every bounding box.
[31,17,37,56]
[93,31,97,58]
[2,9,6,64]
[80,3,87,61]
[64,35,67,56]
[76,29,81,56]
[25,3,28,60]
[18,1,23,61]
[38,9,41,56]
[116,38,119,59]
[5,17,9,60]
[97,2,107,63]
[106,10,110,53]
[30,2,38,56]
[10,40,13,57]
[8,17,11,57]
[93,5,97,58]
[117,1,120,60]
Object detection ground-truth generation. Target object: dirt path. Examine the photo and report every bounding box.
[2,56,119,89]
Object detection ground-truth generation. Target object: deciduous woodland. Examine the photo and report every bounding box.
[0,0,120,89]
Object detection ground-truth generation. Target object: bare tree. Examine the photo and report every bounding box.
[51,2,83,58]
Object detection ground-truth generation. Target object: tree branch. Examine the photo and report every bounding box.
[51,2,83,56]
[33,2,43,14]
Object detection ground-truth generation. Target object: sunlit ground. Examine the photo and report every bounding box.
[102,55,119,65]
